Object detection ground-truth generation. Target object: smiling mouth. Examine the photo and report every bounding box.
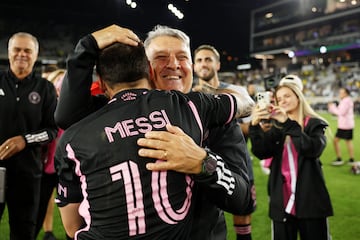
[163,75,182,80]
[15,59,28,63]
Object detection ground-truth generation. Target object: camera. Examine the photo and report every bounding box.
[263,75,280,91]
[0,167,6,203]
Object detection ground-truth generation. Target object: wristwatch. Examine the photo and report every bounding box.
[200,149,218,175]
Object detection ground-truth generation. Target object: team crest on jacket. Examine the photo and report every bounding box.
[120,92,137,101]
[28,91,41,104]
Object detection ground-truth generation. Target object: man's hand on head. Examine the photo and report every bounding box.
[92,24,140,50]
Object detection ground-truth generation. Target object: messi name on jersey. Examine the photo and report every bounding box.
[104,110,170,143]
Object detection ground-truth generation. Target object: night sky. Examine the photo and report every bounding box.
[1,0,272,67]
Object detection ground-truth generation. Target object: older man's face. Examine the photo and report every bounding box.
[146,36,193,93]
[8,36,38,76]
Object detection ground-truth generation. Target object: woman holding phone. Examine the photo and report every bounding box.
[249,75,333,240]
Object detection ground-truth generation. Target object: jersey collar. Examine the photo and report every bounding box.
[111,88,149,103]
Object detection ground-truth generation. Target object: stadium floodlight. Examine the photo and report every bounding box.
[168,3,184,19]
[125,0,137,9]
[319,45,327,54]
[288,50,295,58]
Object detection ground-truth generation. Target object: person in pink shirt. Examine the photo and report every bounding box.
[328,87,355,165]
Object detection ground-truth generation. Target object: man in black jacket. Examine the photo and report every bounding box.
[0,32,58,240]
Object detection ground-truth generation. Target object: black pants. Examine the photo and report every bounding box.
[272,215,331,240]
[0,166,41,240]
[35,172,58,236]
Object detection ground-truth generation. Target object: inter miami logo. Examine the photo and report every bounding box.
[121,92,137,101]
[28,91,41,104]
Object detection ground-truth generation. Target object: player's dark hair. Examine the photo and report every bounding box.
[96,42,149,86]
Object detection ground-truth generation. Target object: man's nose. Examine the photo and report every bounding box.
[166,54,180,69]
[18,49,28,56]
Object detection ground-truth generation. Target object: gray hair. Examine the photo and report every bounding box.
[144,25,191,52]
[8,32,39,54]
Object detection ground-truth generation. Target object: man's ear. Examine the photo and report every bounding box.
[99,78,106,92]
[147,62,157,89]
[216,61,221,72]
[98,78,111,99]
[148,61,154,81]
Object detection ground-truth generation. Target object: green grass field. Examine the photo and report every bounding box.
[1,113,359,240]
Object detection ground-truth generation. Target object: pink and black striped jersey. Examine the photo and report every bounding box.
[55,88,236,240]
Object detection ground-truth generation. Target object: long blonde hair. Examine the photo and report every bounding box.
[46,69,66,96]
[274,83,328,130]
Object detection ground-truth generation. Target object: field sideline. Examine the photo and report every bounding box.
[0,113,359,240]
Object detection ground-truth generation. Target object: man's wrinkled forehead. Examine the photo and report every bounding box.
[194,49,217,61]
[146,36,192,58]
[9,36,38,54]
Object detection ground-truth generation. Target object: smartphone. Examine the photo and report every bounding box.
[0,167,6,203]
[256,92,271,109]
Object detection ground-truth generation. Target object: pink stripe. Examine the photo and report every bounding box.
[281,137,298,215]
[304,116,310,127]
[187,101,204,144]
[234,225,252,234]
[223,93,235,124]
[65,144,91,235]
[152,160,193,224]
